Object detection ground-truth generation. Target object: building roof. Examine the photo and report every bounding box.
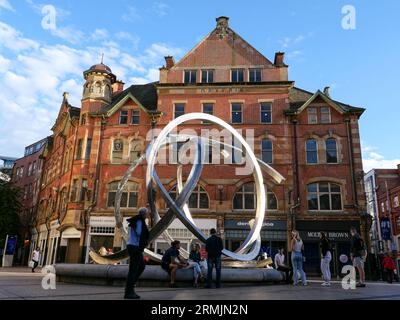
[288,87,365,115]
[69,106,81,119]
[100,83,158,113]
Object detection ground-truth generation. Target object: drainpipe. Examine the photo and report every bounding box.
[292,118,300,229]
[345,118,358,210]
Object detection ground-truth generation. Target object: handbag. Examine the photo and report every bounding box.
[28,261,34,268]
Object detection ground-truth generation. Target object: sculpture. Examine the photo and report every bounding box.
[89,113,285,265]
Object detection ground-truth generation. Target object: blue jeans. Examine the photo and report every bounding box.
[207,256,221,287]
[291,252,307,285]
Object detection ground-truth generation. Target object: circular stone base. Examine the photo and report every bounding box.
[55,264,284,287]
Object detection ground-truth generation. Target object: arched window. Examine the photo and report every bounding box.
[59,187,68,216]
[306,139,318,164]
[169,185,209,209]
[307,182,342,211]
[112,139,124,163]
[95,81,102,94]
[129,139,142,162]
[233,183,277,210]
[326,138,338,163]
[261,139,273,164]
[107,181,139,208]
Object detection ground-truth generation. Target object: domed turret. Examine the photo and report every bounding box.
[82,61,116,103]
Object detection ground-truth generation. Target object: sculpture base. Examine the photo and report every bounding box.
[55,264,284,287]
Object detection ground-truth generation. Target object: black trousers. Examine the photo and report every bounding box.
[125,245,145,294]
[277,265,293,284]
[32,260,39,272]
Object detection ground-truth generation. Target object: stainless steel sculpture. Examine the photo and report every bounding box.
[89,113,285,265]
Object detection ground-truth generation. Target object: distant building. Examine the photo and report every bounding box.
[0,155,17,178]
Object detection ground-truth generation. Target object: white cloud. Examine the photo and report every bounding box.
[0,0,14,11]
[0,21,184,156]
[91,28,109,41]
[362,143,400,172]
[122,6,141,22]
[153,2,169,17]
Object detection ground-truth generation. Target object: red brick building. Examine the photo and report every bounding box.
[11,138,47,264]
[27,17,367,275]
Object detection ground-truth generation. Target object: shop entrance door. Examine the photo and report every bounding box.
[65,239,81,263]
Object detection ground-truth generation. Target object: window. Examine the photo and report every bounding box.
[169,185,209,209]
[202,103,213,123]
[112,139,123,163]
[32,161,37,175]
[249,68,262,82]
[107,181,139,208]
[76,139,83,159]
[70,179,79,202]
[85,138,92,160]
[81,114,87,125]
[260,102,272,124]
[80,179,88,202]
[231,69,244,82]
[321,107,331,124]
[306,139,318,164]
[308,107,318,124]
[326,138,338,163]
[131,110,140,125]
[19,166,24,178]
[184,70,197,84]
[59,188,68,215]
[381,202,385,213]
[119,110,128,124]
[261,139,273,164]
[129,139,142,162]
[201,70,214,83]
[394,196,399,208]
[27,163,32,176]
[172,141,185,164]
[174,103,185,119]
[233,183,277,210]
[307,182,342,211]
[231,103,243,123]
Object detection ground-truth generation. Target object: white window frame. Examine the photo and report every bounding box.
[306,139,319,164]
[307,182,343,212]
[320,106,331,124]
[308,107,318,124]
[231,103,243,124]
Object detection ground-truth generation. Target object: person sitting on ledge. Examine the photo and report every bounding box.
[161,240,189,287]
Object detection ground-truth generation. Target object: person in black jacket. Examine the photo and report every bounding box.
[205,228,223,288]
[124,207,149,299]
[319,232,332,286]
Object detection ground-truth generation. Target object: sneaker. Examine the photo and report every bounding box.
[321,282,331,287]
[303,282,308,286]
[356,283,366,288]
[124,293,140,300]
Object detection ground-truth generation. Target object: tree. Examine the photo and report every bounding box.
[0,181,22,249]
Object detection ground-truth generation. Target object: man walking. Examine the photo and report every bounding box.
[274,247,293,284]
[205,228,223,289]
[31,247,41,273]
[124,207,149,299]
[350,227,367,288]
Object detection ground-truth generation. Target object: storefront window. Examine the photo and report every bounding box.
[233,183,278,211]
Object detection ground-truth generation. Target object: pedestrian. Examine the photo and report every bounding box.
[382,252,396,284]
[291,230,307,286]
[205,228,223,289]
[189,243,204,287]
[161,240,188,287]
[274,247,293,284]
[319,232,332,287]
[350,227,367,288]
[31,247,41,273]
[124,207,150,300]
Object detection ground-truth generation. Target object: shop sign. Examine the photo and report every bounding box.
[224,220,286,230]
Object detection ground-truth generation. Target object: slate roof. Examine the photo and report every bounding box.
[69,106,81,118]
[100,83,158,113]
[288,87,365,114]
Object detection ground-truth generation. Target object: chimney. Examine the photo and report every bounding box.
[112,80,125,95]
[165,56,175,69]
[63,92,69,101]
[274,52,286,67]
[323,86,330,97]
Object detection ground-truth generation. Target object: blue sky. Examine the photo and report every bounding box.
[0,0,399,171]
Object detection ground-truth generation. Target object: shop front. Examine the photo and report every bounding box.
[153,218,217,255]
[46,220,60,265]
[296,220,360,276]
[37,224,48,266]
[29,228,38,264]
[224,219,287,257]
[60,226,82,264]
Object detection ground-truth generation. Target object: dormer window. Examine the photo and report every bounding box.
[119,110,128,124]
[231,69,244,82]
[201,70,214,83]
[321,107,331,124]
[249,68,262,82]
[184,70,197,84]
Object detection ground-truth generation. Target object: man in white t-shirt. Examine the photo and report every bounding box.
[274,248,293,284]
[31,247,41,273]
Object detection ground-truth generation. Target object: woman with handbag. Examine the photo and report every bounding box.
[31,247,41,273]
[291,230,308,286]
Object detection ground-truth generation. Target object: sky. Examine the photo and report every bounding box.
[0,0,399,172]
